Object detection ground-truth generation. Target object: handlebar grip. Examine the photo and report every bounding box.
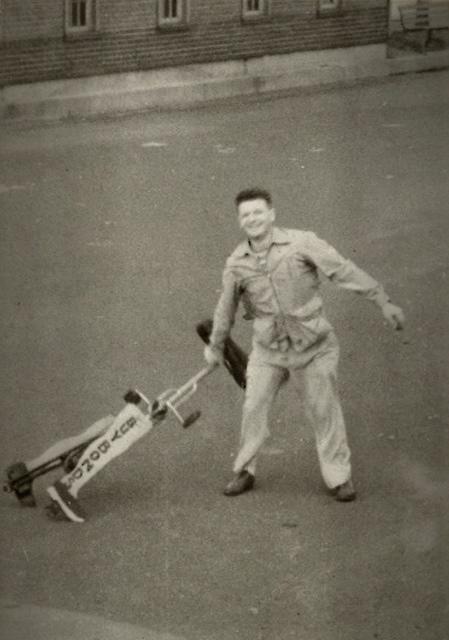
[182,410,201,429]
[124,389,143,405]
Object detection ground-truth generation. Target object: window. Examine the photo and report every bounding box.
[158,0,189,28]
[244,0,262,14]
[317,0,342,17]
[242,0,270,20]
[65,0,96,34]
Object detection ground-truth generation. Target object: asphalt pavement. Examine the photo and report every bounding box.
[0,70,448,640]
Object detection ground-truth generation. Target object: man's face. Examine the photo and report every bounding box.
[237,198,275,241]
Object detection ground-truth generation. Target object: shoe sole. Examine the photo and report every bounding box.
[46,486,85,523]
[223,488,254,496]
[335,492,357,502]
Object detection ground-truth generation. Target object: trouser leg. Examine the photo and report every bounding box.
[291,344,351,489]
[58,404,153,497]
[233,355,285,475]
[26,415,114,471]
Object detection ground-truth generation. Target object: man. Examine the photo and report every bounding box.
[204,187,405,502]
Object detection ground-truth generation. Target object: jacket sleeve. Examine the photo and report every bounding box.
[302,232,390,307]
[209,267,241,354]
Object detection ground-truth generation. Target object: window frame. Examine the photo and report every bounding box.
[64,0,97,36]
[157,0,190,30]
[317,0,343,18]
[241,0,271,23]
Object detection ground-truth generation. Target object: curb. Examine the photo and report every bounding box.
[1,44,448,123]
[0,600,183,640]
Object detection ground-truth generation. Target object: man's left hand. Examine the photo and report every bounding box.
[382,302,405,330]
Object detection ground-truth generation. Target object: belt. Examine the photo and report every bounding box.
[270,337,291,352]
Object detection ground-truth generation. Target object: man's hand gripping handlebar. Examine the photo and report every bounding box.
[123,363,218,429]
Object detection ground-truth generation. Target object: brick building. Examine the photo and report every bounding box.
[0,0,388,87]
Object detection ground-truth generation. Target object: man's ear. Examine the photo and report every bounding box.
[270,207,276,223]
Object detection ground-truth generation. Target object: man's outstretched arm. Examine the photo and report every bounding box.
[302,231,405,330]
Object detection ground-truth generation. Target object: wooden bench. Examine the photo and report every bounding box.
[399,2,449,51]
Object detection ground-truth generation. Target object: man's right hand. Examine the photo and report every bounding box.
[204,345,222,366]
[382,302,405,331]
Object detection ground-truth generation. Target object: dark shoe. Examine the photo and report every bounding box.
[46,480,86,522]
[223,471,255,497]
[333,479,356,502]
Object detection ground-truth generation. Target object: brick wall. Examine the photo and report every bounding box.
[1,0,63,40]
[96,0,156,32]
[0,0,388,87]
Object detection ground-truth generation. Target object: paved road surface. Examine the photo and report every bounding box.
[1,71,448,640]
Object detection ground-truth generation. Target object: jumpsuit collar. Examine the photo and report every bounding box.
[234,227,292,258]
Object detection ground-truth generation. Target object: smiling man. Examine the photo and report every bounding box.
[204,187,405,501]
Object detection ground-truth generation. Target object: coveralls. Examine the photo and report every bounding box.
[209,227,390,489]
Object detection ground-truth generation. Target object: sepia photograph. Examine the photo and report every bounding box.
[1,1,448,639]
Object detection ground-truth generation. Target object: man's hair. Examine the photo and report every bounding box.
[235,187,272,208]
